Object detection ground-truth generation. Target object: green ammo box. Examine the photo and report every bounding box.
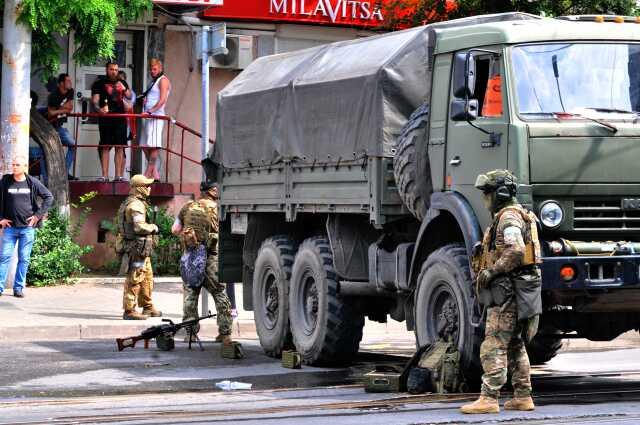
[221,342,244,359]
[364,365,404,393]
[282,350,302,369]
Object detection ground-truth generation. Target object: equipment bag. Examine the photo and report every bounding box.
[180,244,207,289]
[417,340,466,394]
[513,272,542,322]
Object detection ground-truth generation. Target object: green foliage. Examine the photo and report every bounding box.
[150,206,181,276]
[12,0,152,79]
[381,0,638,29]
[27,206,93,287]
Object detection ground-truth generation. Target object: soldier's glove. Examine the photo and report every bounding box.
[477,268,497,289]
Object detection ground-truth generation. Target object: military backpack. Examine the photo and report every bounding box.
[182,199,218,250]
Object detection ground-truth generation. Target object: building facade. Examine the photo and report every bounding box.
[33,0,386,269]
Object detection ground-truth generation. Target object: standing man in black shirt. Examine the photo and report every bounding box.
[91,62,132,182]
[0,156,53,297]
[47,73,77,180]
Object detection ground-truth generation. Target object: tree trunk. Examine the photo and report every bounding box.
[29,110,69,209]
[1,0,31,174]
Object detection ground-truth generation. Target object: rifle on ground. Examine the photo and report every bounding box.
[116,311,216,352]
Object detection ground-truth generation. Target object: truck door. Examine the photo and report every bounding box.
[446,50,509,222]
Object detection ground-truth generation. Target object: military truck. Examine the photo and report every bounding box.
[212,13,640,375]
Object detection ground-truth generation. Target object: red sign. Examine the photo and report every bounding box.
[202,0,385,28]
[154,0,222,5]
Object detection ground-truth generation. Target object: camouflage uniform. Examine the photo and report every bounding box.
[178,194,233,337]
[462,170,541,414]
[479,204,537,399]
[116,175,159,319]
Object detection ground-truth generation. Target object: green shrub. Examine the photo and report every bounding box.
[27,208,93,287]
[150,206,181,276]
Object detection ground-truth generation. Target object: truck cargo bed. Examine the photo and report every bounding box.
[220,157,405,225]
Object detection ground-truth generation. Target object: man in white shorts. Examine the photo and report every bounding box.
[140,58,171,181]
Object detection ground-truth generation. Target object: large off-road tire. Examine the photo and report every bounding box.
[289,236,364,366]
[393,103,431,221]
[526,329,563,365]
[414,243,483,383]
[253,235,296,357]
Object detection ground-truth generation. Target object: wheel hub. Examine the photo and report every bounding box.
[302,274,319,335]
[263,274,279,330]
[427,283,460,343]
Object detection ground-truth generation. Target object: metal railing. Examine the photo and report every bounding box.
[63,112,213,193]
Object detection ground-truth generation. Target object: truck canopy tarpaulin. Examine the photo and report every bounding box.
[216,12,536,168]
[217,26,431,168]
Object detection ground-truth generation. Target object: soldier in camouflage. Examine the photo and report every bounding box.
[172,181,234,345]
[461,169,542,414]
[116,174,161,320]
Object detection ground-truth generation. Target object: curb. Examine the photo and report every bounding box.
[76,277,183,285]
[0,321,258,342]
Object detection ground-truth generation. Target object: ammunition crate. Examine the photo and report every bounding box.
[282,350,302,369]
[364,365,403,393]
[221,342,244,359]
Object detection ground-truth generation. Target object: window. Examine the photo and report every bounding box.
[473,56,503,118]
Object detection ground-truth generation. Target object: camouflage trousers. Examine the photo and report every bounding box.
[182,254,233,336]
[480,297,532,399]
[123,257,155,312]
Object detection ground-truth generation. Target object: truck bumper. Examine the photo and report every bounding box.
[541,255,640,290]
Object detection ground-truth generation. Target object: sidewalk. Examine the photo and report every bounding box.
[0,278,638,352]
[0,278,416,346]
[0,278,256,341]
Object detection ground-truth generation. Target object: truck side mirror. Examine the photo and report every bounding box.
[453,51,476,99]
[450,99,478,121]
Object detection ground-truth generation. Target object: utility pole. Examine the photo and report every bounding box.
[200,26,210,315]
[199,24,227,317]
[1,0,32,174]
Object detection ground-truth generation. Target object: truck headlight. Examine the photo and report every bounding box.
[540,201,563,228]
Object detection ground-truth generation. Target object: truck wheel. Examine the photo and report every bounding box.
[414,243,483,381]
[289,236,364,366]
[526,330,563,365]
[393,103,431,220]
[253,236,296,357]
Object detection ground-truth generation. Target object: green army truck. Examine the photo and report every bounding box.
[211,13,640,375]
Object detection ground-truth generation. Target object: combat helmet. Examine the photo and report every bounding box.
[474,170,517,200]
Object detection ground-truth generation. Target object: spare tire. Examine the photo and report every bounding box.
[393,103,431,221]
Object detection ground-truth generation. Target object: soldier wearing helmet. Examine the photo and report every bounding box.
[171,180,234,345]
[115,174,161,320]
[461,169,542,414]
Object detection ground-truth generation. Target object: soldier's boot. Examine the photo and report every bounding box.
[504,396,535,411]
[220,335,233,345]
[214,334,225,343]
[460,396,500,414]
[123,311,148,320]
[142,308,162,317]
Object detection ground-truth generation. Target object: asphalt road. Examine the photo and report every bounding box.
[2,339,640,424]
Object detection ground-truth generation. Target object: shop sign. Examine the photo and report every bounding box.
[154,0,223,6]
[202,0,385,28]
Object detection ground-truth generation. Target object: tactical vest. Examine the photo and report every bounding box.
[182,199,217,248]
[116,197,139,240]
[472,204,541,275]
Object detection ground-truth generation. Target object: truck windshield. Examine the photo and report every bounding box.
[512,43,640,117]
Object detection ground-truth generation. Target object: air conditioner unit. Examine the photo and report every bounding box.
[211,35,257,70]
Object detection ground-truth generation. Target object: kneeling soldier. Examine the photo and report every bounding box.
[461,169,542,414]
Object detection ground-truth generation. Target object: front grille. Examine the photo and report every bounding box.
[574,199,640,231]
